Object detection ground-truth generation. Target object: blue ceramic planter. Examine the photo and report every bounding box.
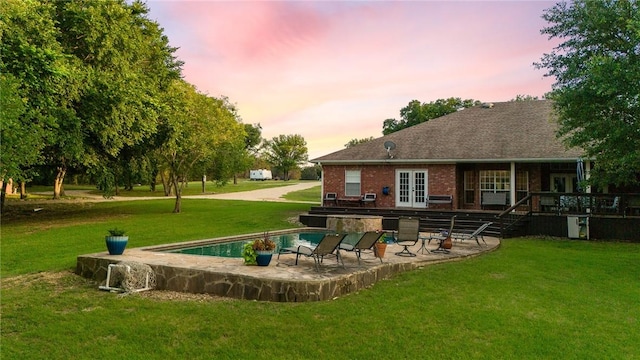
[255,251,273,266]
[385,234,395,244]
[105,236,128,255]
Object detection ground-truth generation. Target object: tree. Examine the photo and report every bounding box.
[52,0,182,199]
[382,98,479,135]
[244,123,263,154]
[0,0,77,205]
[155,80,243,213]
[535,0,640,188]
[510,94,540,101]
[300,164,322,180]
[345,137,374,148]
[263,135,309,181]
[0,74,33,208]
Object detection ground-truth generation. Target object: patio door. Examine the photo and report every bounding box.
[551,174,577,193]
[396,170,427,208]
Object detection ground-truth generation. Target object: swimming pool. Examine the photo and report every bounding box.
[163,230,362,258]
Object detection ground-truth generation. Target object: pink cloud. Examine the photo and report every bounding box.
[147,0,558,159]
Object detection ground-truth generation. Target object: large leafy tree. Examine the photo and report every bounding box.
[208,102,258,185]
[244,123,263,153]
[1,0,182,200]
[52,0,182,198]
[263,134,308,181]
[0,0,77,205]
[536,0,640,188]
[382,98,479,135]
[156,80,243,213]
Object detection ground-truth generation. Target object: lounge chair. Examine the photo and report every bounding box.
[452,221,492,246]
[424,215,457,254]
[395,217,420,257]
[277,233,347,271]
[339,231,385,264]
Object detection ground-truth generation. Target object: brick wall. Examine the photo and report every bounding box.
[426,164,456,209]
[322,164,456,209]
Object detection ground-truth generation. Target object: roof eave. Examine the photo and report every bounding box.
[314,157,592,165]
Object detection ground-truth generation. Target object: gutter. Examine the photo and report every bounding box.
[313,157,593,166]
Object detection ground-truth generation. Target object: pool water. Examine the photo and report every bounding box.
[165,231,363,258]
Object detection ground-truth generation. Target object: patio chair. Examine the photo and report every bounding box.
[452,221,492,247]
[339,231,385,264]
[424,215,457,254]
[277,233,347,272]
[600,196,619,213]
[394,217,420,257]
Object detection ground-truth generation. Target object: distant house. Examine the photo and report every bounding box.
[312,100,598,210]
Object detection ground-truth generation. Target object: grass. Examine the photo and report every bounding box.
[2,194,639,359]
[283,184,321,203]
[20,179,314,199]
[1,199,310,277]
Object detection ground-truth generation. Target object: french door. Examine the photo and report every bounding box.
[396,170,427,208]
[551,174,577,193]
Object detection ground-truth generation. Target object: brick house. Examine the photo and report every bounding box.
[312,100,596,211]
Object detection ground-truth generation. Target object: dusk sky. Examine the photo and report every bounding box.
[146,1,559,160]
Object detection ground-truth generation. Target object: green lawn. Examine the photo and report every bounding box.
[21,179,316,199]
[283,184,321,202]
[1,196,639,359]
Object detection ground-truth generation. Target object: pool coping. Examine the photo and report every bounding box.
[76,228,501,302]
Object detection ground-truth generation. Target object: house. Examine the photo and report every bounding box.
[312,100,594,211]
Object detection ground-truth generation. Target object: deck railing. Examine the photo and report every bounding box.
[528,192,640,217]
[496,192,640,238]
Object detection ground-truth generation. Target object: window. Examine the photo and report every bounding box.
[464,171,475,204]
[516,171,529,202]
[480,170,510,192]
[345,170,361,197]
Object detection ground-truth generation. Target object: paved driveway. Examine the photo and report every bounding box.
[186,181,320,203]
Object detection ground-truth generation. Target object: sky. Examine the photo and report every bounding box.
[146,0,559,160]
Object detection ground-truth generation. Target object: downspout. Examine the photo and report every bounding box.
[585,160,592,193]
[510,162,516,210]
[318,162,325,204]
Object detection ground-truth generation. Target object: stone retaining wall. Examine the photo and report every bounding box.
[76,255,421,302]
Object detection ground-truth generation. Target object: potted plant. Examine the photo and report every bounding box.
[105,228,128,255]
[242,242,257,265]
[375,231,388,258]
[245,232,276,266]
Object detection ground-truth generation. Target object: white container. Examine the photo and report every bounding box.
[567,216,589,239]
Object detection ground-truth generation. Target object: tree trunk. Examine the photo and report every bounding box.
[20,181,26,199]
[114,171,119,196]
[0,188,5,214]
[150,168,158,192]
[160,171,172,196]
[172,174,182,213]
[53,166,66,199]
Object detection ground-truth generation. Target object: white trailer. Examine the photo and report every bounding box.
[250,169,272,181]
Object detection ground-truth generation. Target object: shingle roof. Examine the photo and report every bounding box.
[312,100,585,164]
